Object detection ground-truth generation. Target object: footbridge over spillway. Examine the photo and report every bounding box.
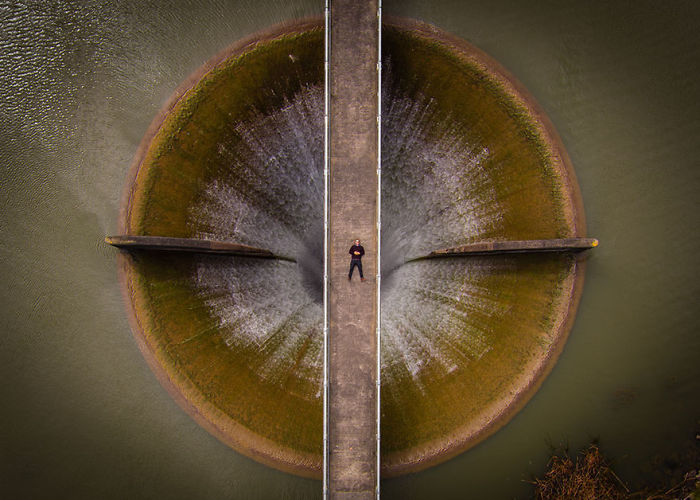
[105,2,600,497]
[324,0,381,498]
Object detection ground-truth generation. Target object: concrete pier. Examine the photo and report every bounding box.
[104,235,289,260]
[326,0,380,497]
[419,238,599,259]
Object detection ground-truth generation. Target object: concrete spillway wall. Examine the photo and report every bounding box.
[113,17,588,479]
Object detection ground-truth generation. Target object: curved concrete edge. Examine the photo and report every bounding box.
[113,20,326,479]
[381,254,589,477]
[118,16,324,236]
[376,20,591,476]
[383,16,588,240]
[110,15,596,481]
[116,252,323,479]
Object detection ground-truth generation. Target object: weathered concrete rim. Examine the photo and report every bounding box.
[112,15,591,479]
[379,17,589,477]
[117,252,322,478]
[118,16,324,236]
[115,18,324,479]
[381,256,588,477]
[383,16,586,239]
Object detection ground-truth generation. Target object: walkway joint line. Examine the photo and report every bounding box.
[376,1,383,497]
[322,0,331,497]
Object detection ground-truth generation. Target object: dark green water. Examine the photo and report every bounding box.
[1,0,698,498]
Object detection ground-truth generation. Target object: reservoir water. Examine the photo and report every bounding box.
[1,1,698,498]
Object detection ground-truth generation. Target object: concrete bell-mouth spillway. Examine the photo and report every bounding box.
[108,16,594,480]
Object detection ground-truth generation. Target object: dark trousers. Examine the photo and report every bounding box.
[349,259,363,279]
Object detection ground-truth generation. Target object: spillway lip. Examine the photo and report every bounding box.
[381,258,588,477]
[379,16,588,477]
[115,17,325,479]
[383,16,585,237]
[112,14,591,480]
[118,16,325,237]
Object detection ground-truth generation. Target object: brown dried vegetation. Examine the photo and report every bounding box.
[533,444,700,500]
[534,445,628,500]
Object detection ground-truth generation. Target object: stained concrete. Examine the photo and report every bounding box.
[327,0,379,497]
[104,235,286,259]
[422,238,599,258]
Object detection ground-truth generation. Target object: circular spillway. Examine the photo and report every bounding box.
[117,18,586,478]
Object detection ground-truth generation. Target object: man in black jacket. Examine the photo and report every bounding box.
[348,239,365,281]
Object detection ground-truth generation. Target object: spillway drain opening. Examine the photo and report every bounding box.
[112,17,589,478]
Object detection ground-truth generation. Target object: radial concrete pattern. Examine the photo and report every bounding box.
[4,1,700,499]
[110,16,591,480]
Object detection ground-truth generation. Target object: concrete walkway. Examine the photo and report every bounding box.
[327,0,379,497]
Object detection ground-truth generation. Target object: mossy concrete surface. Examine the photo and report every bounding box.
[119,20,326,478]
[116,18,587,479]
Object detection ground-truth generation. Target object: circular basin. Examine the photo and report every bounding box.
[116,17,586,477]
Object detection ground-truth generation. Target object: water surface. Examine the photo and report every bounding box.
[1,0,699,498]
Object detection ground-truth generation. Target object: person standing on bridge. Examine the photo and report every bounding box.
[348,239,365,282]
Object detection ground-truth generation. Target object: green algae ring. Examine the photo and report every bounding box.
[114,17,587,478]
